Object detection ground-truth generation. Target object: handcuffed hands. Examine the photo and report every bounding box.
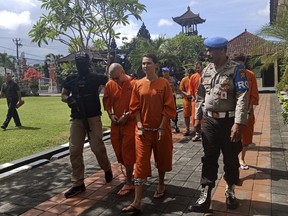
[109,114,119,123]
[117,114,128,125]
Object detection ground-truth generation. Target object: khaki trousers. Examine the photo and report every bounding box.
[69,116,111,187]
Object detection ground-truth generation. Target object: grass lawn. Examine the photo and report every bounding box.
[0,96,183,165]
[0,96,111,164]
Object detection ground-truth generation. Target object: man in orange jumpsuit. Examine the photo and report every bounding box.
[122,53,176,213]
[189,62,203,141]
[103,63,137,196]
[179,68,194,135]
[233,57,259,170]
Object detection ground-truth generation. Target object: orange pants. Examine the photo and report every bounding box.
[191,101,196,126]
[134,126,173,179]
[183,99,191,118]
[110,120,136,166]
[242,113,255,146]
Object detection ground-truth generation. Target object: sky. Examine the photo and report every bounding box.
[0,0,270,65]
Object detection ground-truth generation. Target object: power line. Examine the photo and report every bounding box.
[0,45,16,52]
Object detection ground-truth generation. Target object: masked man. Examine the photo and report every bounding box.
[61,52,113,198]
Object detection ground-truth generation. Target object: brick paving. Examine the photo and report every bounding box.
[0,93,288,216]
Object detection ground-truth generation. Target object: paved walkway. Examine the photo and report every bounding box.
[0,93,287,216]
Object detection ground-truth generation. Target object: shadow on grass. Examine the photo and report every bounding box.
[5,126,41,131]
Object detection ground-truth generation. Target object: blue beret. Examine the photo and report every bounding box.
[162,67,170,72]
[204,37,228,48]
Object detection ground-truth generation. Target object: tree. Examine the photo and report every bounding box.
[162,33,205,66]
[29,0,146,72]
[0,53,16,74]
[128,36,168,77]
[22,67,42,95]
[128,34,205,78]
[257,6,288,92]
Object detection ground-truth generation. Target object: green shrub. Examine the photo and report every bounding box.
[281,101,288,125]
[40,84,49,90]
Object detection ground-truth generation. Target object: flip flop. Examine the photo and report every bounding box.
[122,204,141,213]
[153,189,165,199]
[117,185,134,196]
[240,163,249,170]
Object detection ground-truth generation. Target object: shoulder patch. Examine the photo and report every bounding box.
[234,65,249,92]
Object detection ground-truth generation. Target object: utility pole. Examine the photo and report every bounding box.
[12,38,22,81]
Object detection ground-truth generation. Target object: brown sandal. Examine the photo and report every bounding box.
[117,185,134,196]
[153,189,165,199]
[122,204,141,213]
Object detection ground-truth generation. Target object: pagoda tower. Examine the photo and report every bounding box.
[172,6,205,36]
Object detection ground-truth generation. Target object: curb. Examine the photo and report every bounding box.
[0,107,183,180]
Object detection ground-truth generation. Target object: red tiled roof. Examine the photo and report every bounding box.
[227,30,274,58]
[172,6,205,26]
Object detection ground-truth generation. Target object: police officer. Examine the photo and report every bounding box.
[188,37,249,212]
[162,67,180,133]
[61,52,113,198]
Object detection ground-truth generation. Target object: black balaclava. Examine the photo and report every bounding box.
[75,52,90,77]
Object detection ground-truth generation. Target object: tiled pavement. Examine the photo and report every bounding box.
[0,93,287,216]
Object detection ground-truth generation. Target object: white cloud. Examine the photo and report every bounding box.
[114,20,140,46]
[189,1,199,7]
[257,3,269,17]
[0,11,32,30]
[158,19,173,27]
[0,0,38,10]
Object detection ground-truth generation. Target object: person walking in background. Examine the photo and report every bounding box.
[103,63,136,196]
[61,52,113,198]
[122,53,176,213]
[162,66,180,133]
[179,68,194,136]
[233,56,259,170]
[189,61,204,141]
[188,37,249,213]
[0,73,23,130]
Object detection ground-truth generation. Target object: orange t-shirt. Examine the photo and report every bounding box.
[130,77,176,128]
[179,75,191,117]
[103,77,136,117]
[179,75,190,100]
[246,69,259,106]
[189,72,201,97]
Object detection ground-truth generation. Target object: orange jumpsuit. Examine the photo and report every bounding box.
[241,69,259,145]
[189,73,201,126]
[179,75,192,118]
[129,77,176,179]
[103,77,136,165]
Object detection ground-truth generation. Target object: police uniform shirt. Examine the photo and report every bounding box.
[166,76,177,94]
[62,73,108,119]
[195,59,249,125]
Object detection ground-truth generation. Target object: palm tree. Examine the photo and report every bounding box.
[0,53,16,74]
[128,36,169,77]
[257,7,288,90]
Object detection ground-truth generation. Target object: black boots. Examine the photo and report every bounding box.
[188,185,212,212]
[188,184,238,212]
[225,184,238,209]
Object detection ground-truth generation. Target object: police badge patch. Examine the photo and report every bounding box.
[234,65,249,92]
